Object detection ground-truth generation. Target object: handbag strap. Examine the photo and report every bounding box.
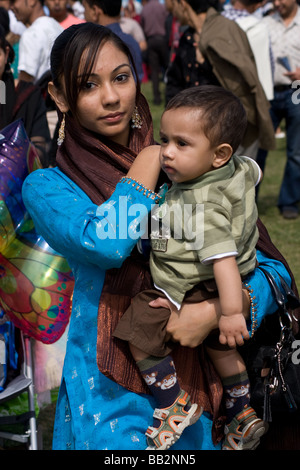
[259,266,300,328]
[277,274,300,311]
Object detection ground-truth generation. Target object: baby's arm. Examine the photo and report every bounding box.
[213,256,250,348]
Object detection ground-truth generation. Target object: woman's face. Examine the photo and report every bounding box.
[75,40,137,146]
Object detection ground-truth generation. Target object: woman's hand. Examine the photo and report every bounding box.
[148,290,250,348]
[149,296,221,348]
[127,145,161,191]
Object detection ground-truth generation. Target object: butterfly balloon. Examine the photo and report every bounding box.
[0,120,74,344]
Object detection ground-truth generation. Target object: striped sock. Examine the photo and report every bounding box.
[222,371,251,423]
[137,355,181,427]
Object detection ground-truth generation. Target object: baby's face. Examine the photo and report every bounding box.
[159,108,216,184]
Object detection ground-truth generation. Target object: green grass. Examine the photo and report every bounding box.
[141,81,300,289]
[141,81,164,142]
[256,136,300,288]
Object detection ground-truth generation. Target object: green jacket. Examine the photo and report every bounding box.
[199,8,275,151]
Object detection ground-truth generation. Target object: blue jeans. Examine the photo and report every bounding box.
[257,88,300,211]
[270,88,300,212]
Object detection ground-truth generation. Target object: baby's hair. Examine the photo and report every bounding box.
[165,85,247,153]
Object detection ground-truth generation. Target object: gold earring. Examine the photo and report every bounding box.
[131,106,143,129]
[57,113,66,146]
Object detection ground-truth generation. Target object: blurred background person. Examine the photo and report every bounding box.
[11,0,63,83]
[0,25,50,165]
[45,0,85,28]
[83,0,144,81]
[140,0,168,105]
[258,0,300,218]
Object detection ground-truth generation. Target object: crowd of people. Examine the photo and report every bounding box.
[1,0,299,216]
[0,0,300,452]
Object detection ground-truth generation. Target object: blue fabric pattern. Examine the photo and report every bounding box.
[22,167,291,450]
[243,250,292,336]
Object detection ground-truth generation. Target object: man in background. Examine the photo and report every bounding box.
[261,0,300,218]
[83,0,144,82]
[11,0,62,82]
[140,0,168,104]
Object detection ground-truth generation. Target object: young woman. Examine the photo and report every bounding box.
[22,23,297,450]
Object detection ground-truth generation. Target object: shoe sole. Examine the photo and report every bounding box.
[150,404,203,451]
[237,420,269,450]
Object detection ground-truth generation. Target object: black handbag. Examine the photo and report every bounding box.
[240,267,300,423]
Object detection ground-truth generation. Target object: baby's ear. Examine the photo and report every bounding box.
[212,143,233,168]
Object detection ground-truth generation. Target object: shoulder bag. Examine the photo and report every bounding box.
[240,267,300,422]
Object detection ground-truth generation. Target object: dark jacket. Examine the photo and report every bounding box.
[166,9,275,150]
[0,73,51,166]
[165,26,220,104]
[0,73,49,142]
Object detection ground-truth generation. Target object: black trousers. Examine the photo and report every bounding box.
[146,35,168,104]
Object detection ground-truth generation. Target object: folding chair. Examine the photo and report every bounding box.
[0,330,38,450]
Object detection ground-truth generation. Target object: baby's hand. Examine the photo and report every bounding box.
[218,313,250,348]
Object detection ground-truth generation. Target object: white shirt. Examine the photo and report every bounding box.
[18,16,63,83]
[71,1,85,19]
[236,15,274,100]
[222,6,274,100]
[8,10,26,35]
[120,16,146,44]
[262,7,300,86]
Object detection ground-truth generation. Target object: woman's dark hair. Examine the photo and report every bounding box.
[0,7,10,35]
[0,24,15,74]
[165,85,247,154]
[50,22,140,116]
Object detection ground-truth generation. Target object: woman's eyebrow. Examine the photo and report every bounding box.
[112,63,131,73]
[78,63,131,79]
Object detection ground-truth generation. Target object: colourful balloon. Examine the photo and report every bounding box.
[0,120,74,344]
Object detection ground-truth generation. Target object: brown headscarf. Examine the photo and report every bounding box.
[56,93,154,204]
[56,93,300,445]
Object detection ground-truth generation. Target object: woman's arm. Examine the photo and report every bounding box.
[127,145,161,190]
[243,249,292,336]
[22,166,160,270]
[149,251,292,347]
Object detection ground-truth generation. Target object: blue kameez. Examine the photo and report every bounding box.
[22,167,291,450]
